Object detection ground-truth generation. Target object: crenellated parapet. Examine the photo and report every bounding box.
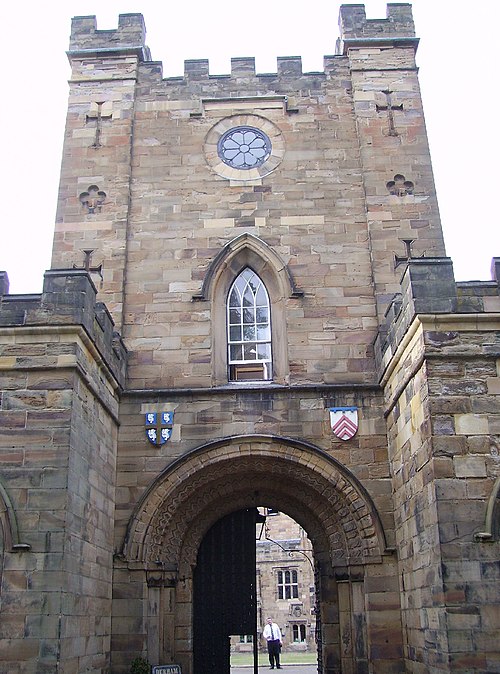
[66,4,419,74]
[68,12,330,81]
[134,55,339,97]
[66,4,418,80]
[178,54,322,80]
[0,269,127,388]
[337,3,418,54]
[69,13,150,60]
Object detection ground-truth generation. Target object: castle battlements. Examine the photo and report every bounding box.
[0,270,127,387]
[68,4,418,81]
[69,12,151,60]
[338,3,415,40]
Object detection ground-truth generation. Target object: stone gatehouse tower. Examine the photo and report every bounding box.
[0,4,499,674]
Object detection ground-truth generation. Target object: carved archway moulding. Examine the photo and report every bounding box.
[121,435,389,571]
[193,233,303,302]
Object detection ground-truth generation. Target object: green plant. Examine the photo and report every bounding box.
[130,657,151,674]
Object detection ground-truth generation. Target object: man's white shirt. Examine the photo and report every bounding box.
[263,623,282,642]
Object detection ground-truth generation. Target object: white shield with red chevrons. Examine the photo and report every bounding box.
[329,407,358,441]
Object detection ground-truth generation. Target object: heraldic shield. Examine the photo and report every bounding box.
[330,407,358,441]
[145,412,174,446]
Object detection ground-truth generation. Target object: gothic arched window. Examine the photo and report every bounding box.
[227,268,272,381]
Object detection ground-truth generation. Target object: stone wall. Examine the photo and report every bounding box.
[51,15,150,331]
[0,271,125,673]
[50,6,446,391]
[114,387,391,553]
[339,4,445,319]
[378,259,500,673]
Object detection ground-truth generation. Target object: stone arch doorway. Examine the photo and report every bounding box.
[119,435,402,674]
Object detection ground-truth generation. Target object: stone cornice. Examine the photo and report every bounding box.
[339,36,419,55]
[0,324,122,397]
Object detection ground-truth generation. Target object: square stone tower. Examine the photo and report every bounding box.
[0,5,499,674]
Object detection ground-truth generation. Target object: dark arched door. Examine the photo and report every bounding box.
[193,508,263,674]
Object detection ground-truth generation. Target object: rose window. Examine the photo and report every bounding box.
[217,126,272,169]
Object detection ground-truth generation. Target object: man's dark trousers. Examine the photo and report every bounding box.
[267,639,281,669]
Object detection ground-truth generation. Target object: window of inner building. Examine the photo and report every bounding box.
[292,624,307,642]
[227,267,272,381]
[239,634,253,643]
[277,569,298,600]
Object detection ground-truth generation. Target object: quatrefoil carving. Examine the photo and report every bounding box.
[387,174,414,196]
[79,185,106,214]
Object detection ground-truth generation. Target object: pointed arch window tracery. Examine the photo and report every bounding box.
[227,267,272,381]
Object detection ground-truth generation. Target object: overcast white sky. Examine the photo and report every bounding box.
[1,0,498,293]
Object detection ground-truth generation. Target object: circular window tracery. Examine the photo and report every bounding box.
[217,126,272,169]
[204,114,284,181]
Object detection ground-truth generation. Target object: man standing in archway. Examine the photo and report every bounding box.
[263,617,283,669]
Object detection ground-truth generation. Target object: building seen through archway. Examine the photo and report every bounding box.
[229,509,317,658]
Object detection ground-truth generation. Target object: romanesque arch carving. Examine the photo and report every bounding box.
[122,435,388,573]
[174,478,342,579]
